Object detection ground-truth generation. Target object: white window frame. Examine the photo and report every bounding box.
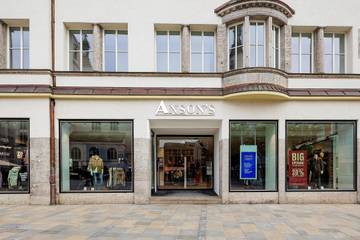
[155,30,181,72]
[68,29,93,71]
[190,31,216,73]
[324,32,346,74]
[7,26,29,69]
[102,30,128,72]
[249,21,265,67]
[227,22,244,71]
[272,25,280,69]
[291,32,314,73]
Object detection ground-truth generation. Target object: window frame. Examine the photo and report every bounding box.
[68,29,94,71]
[102,30,128,72]
[272,25,281,69]
[59,119,134,193]
[229,120,279,192]
[249,21,266,67]
[324,32,346,74]
[0,118,30,194]
[285,120,357,192]
[227,22,244,71]
[7,26,29,69]
[291,32,314,73]
[190,31,216,73]
[155,30,181,72]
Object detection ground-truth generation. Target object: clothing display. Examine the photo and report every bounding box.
[87,155,104,175]
[7,166,20,189]
[107,167,126,187]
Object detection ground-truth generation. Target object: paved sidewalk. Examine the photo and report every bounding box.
[0,204,360,240]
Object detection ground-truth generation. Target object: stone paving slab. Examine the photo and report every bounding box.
[0,204,359,240]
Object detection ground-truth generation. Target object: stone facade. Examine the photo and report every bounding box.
[280,24,291,72]
[216,24,227,72]
[134,138,151,204]
[314,27,325,73]
[92,24,103,71]
[181,25,190,73]
[223,70,288,88]
[0,21,6,69]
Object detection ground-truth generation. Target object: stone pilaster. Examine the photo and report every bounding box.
[134,138,151,204]
[181,25,190,72]
[216,24,227,72]
[30,138,51,205]
[266,17,273,67]
[0,21,7,69]
[358,139,360,204]
[280,24,291,72]
[92,24,103,71]
[243,16,250,68]
[314,27,325,73]
[278,138,286,203]
[219,139,229,203]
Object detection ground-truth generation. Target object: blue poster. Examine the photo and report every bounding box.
[240,145,257,179]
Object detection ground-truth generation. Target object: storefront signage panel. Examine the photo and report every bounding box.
[288,150,308,187]
[155,101,215,116]
[240,145,257,179]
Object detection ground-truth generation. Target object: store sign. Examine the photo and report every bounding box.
[155,101,215,116]
[240,145,257,179]
[288,150,308,187]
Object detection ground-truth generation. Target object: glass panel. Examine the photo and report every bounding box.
[69,51,81,71]
[69,30,81,51]
[324,33,333,54]
[273,27,279,49]
[230,121,277,191]
[10,27,21,48]
[339,54,345,73]
[0,120,30,192]
[287,122,355,191]
[157,136,213,190]
[204,53,215,72]
[334,54,345,73]
[82,30,93,51]
[257,45,265,67]
[229,48,235,70]
[117,31,128,52]
[236,25,243,46]
[291,33,299,54]
[22,27,29,49]
[82,51,93,71]
[60,121,133,192]
[191,53,202,72]
[157,52,168,72]
[250,23,256,45]
[229,26,235,49]
[104,51,116,72]
[257,23,264,45]
[301,33,312,54]
[301,54,311,73]
[22,49,29,69]
[117,52,128,72]
[169,31,180,52]
[274,49,280,68]
[250,46,256,67]
[191,32,202,53]
[10,49,21,69]
[204,32,214,53]
[156,31,168,52]
[334,34,345,54]
[104,30,116,51]
[291,54,299,73]
[324,54,333,73]
[169,52,180,72]
[236,47,243,69]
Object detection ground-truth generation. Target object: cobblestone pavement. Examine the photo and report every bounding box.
[0,204,360,240]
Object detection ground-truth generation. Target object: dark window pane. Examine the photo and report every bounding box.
[236,25,243,46]
[69,30,81,51]
[236,47,243,69]
[82,31,93,51]
[229,48,235,70]
[229,27,235,49]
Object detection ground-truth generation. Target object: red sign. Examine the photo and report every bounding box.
[288,150,307,187]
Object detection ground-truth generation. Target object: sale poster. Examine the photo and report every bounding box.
[240,145,257,180]
[288,150,308,187]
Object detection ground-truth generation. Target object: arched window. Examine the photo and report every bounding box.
[107,148,117,160]
[71,147,81,160]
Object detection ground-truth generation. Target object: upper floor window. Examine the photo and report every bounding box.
[69,30,93,71]
[250,22,265,67]
[104,30,128,72]
[272,26,280,68]
[324,33,345,73]
[156,31,180,72]
[291,33,312,73]
[191,31,215,72]
[9,27,29,69]
[228,24,243,70]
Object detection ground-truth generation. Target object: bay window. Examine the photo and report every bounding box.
[272,26,280,68]
[228,24,243,70]
[324,33,345,73]
[250,22,265,67]
[69,30,93,71]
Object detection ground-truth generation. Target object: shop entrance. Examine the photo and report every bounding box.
[155,136,214,191]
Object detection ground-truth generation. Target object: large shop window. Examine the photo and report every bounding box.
[230,121,277,191]
[286,121,356,191]
[0,120,29,192]
[60,121,133,192]
[250,22,265,67]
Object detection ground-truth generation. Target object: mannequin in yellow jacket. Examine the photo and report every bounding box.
[87,155,104,188]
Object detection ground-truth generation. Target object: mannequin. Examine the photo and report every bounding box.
[311,153,324,189]
[87,154,104,189]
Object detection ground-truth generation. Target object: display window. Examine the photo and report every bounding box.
[0,119,29,193]
[60,120,133,192]
[230,121,277,191]
[286,121,356,191]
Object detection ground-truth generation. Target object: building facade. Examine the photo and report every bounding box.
[0,0,359,205]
